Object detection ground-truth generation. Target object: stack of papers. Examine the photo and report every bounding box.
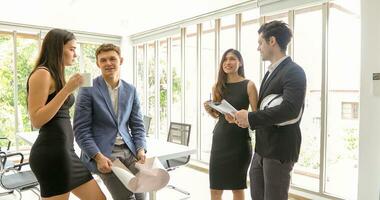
[111,157,170,193]
[207,99,237,116]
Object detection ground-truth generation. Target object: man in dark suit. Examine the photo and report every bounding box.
[74,44,146,200]
[235,21,306,200]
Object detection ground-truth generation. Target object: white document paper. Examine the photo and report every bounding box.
[208,99,237,116]
[111,157,170,193]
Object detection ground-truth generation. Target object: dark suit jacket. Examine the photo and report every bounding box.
[248,57,306,162]
[73,76,146,173]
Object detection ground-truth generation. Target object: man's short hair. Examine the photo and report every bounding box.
[95,43,121,60]
[258,21,293,52]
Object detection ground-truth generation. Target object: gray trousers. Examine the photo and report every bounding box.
[249,153,294,200]
[98,144,146,200]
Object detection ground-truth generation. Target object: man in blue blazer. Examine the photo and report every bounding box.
[235,21,306,200]
[74,44,146,200]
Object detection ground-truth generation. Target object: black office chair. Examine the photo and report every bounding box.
[0,148,39,199]
[162,122,191,197]
[0,137,11,152]
[0,137,15,169]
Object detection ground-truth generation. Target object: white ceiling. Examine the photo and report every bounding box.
[1,0,249,36]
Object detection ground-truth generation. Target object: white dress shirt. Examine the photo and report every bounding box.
[263,55,289,83]
[105,80,124,145]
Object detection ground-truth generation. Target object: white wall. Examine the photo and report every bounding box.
[358,0,380,199]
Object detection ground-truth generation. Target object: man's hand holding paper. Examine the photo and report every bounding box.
[111,158,170,193]
[235,109,249,128]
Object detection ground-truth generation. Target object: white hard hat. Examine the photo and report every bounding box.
[260,94,303,126]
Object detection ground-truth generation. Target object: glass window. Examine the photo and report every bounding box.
[147,42,157,137]
[220,15,236,56]
[16,34,39,133]
[291,6,322,192]
[81,43,101,78]
[200,21,216,162]
[184,25,200,157]
[171,35,182,124]
[136,45,146,115]
[341,102,359,120]
[0,34,16,143]
[185,25,198,158]
[326,1,360,198]
[241,9,261,89]
[265,12,288,23]
[159,39,168,140]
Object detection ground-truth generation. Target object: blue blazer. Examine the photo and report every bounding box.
[73,76,146,173]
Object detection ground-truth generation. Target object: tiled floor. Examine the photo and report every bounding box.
[0,166,301,200]
[0,166,249,200]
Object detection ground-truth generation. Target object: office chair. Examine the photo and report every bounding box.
[0,137,11,152]
[0,149,39,199]
[163,122,191,197]
[143,115,152,135]
[0,137,15,169]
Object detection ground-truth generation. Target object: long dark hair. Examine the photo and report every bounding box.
[28,28,75,93]
[214,48,245,101]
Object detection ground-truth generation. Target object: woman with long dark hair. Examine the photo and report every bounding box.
[27,29,105,200]
[204,49,258,200]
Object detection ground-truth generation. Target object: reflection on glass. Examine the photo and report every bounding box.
[291,7,322,192]
[325,1,360,198]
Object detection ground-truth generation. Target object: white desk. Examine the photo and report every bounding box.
[16,132,196,159]
[16,131,38,146]
[16,131,196,200]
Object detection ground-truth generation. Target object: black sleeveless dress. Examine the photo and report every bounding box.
[29,92,93,197]
[209,80,253,190]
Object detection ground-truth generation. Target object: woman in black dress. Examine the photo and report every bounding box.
[27,29,105,200]
[204,49,258,200]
